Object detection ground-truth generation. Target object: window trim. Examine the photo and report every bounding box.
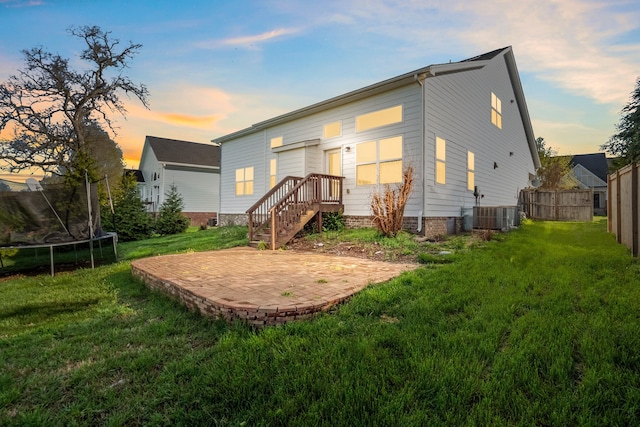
[355,105,403,133]
[235,166,254,196]
[491,92,502,129]
[467,151,475,191]
[323,121,342,139]
[270,136,283,149]
[356,135,403,186]
[269,158,277,189]
[435,136,446,185]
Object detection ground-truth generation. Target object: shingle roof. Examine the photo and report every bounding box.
[571,153,609,182]
[124,169,145,183]
[461,47,509,62]
[146,136,220,167]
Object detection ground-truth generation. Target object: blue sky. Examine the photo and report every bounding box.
[1,0,639,174]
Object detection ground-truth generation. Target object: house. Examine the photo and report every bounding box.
[570,153,608,215]
[212,46,540,247]
[138,136,220,226]
[124,169,145,197]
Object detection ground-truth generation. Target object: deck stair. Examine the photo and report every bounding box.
[246,173,344,250]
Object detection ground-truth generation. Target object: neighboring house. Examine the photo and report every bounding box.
[570,153,608,215]
[138,136,221,226]
[124,169,145,197]
[212,46,540,245]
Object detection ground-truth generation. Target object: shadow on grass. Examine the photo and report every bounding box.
[0,298,101,320]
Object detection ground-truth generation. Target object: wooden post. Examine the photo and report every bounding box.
[633,164,638,256]
[616,169,622,243]
[607,173,612,233]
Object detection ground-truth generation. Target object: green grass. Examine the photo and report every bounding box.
[2,219,640,425]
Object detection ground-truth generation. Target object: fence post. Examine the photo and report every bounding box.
[633,165,638,257]
[616,169,622,243]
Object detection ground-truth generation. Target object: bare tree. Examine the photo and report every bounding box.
[0,26,148,182]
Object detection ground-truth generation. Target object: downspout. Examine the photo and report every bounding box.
[161,163,166,212]
[414,73,426,233]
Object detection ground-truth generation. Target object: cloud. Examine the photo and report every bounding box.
[156,113,221,127]
[0,0,44,7]
[195,27,300,50]
[286,0,639,106]
[440,0,640,106]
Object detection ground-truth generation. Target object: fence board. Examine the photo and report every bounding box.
[521,189,593,221]
[609,164,639,256]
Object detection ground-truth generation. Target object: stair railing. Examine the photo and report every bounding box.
[246,176,303,242]
[269,173,344,248]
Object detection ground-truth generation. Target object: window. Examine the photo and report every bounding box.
[491,92,502,129]
[356,105,402,132]
[269,159,277,189]
[323,121,341,139]
[356,136,403,185]
[270,136,283,148]
[436,137,446,185]
[235,167,254,195]
[467,151,475,191]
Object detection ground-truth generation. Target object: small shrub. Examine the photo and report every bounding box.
[257,240,268,250]
[155,184,190,236]
[321,211,345,232]
[101,173,154,242]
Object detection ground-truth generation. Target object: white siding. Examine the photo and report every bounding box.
[220,132,266,214]
[423,55,536,217]
[220,84,423,217]
[162,168,220,212]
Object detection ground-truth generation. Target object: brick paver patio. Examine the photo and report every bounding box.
[131,247,417,327]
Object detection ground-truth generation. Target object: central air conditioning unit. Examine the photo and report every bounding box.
[473,206,520,230]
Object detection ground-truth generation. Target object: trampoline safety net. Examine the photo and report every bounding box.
[0,181,104,247]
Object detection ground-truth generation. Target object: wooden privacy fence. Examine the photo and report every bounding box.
[609,164,639,256]
[521,189,593,221]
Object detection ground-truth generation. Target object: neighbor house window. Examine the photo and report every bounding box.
[323,121,341,139]
[356,105,403,132]
[436,137,446,185]
[269,159,277,189]
[356,136,403,185]
[491,92,502,129]
[235,167,254,195]
[467,151,475,191]
[270,136,283,149]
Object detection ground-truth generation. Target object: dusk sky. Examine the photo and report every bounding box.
[1,0,639,179]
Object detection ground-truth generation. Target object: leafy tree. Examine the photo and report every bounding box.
[535,137,578,189]
[155,184,190,236]
[601,77,640,167]
[101,172,153,242]
[0,26,148,186]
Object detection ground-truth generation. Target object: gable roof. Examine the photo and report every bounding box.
[571,153,608,182]
[212,47,539,168]
[145,136,220,168]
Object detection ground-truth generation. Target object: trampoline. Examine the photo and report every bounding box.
[0,174,118,276]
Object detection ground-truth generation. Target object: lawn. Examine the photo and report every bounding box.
[1,219,639,426]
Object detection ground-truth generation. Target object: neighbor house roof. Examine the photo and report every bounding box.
[124,169,145,183]
[211,46,539,168]
[571,153,609,182]
[145,136,220,168]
